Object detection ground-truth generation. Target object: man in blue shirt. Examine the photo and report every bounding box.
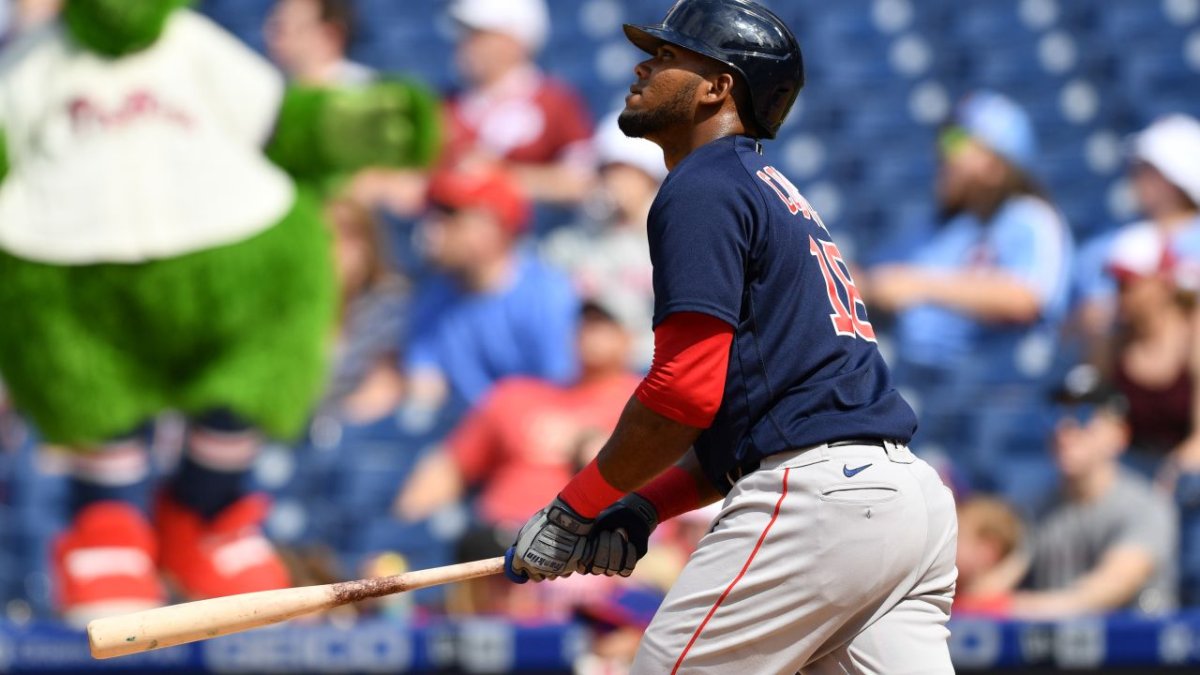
[867,92,1074,500]
[503,1,957,672]
[403,166,578,425]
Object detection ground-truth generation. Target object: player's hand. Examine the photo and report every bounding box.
[504,497,593,583]
[581,493,659,577]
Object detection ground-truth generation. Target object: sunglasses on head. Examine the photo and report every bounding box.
[938,126,971,158]
[1058,403,1116,426]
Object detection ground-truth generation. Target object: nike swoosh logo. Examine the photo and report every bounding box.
[843,463,872,478]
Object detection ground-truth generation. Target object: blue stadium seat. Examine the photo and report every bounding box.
[964,41,1044,89]
[1178,474,1200,606]
[41,0,1193,622]
[950,1,1030,45]
[199,0,274,52]
[1096,0,1186,39]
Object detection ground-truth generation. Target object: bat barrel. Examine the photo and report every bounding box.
[88,585,336,659]
[87,556,506,660]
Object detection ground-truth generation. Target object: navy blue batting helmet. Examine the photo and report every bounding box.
[623,0,805,139]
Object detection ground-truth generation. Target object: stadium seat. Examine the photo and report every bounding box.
[185,0,1200,266]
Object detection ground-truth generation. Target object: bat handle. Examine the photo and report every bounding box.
[503,548,529,584]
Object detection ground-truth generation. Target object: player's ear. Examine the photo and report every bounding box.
[701,72,736,105]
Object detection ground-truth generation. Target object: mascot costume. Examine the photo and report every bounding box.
[0,0,438,623]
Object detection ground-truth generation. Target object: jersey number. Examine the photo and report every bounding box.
[809,236,876,341]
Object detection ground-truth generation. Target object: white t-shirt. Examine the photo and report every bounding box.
[0,10,295,264]
[542,218,655,371]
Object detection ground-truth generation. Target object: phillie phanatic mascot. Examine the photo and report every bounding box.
[0,0,437,623]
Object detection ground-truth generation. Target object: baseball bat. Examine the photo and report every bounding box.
[87,555,506,659]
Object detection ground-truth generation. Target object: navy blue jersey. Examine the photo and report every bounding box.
[647,135,917,492]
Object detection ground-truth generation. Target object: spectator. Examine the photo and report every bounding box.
[866,91,1073,498]
[1,0,60,44]
[319,197,406,423]
[573,587,664,675]
[1006,366,1178,619]
[398,301,639,619]
[1105,227,1195,472]
[0,0,437,625]
[264,0,373,86]
[342,0,599,236]
[570,502,717,673]
[953,497,1024,616]
[543,111,665,371]
[1072,115,1200,367]
[443,0,595,205]
[396,301,638,531]
[402,165,579,424]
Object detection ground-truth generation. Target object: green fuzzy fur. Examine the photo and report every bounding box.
[0,193,336,445]
[63,0,190,58]
[268,79,442,181]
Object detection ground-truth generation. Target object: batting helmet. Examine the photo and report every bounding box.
[623,0,804,139]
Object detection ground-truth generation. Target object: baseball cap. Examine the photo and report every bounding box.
[952,90,1037,172]
[581,298,621,323]
[575,587,664,631]
[426,165,531,235]
[1051,364,1128,418]
[1131,114,1200,207]
[1105,225,1175,282]
[448,0,549,53]
[580,295,646,337]
[595,111,668,181]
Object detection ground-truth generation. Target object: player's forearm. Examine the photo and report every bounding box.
[922,273,1042,323]
[595,396,704,493]
[671,449,725,509]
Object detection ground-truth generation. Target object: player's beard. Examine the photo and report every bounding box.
[618,82,697,139]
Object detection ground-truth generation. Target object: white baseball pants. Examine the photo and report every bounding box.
[633,441,958,674]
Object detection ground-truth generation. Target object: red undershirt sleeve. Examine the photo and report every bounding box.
[634,312,735,429]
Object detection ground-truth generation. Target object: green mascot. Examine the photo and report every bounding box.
[0,0,438,624]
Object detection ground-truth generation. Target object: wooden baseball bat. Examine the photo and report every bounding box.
[87,555,506,660]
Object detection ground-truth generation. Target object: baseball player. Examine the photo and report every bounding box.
[504,0,958,672]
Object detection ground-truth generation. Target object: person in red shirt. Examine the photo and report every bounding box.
[395,301,640,531]
[443,0,595,205]
[952,496,1025,616]
[348,0,594,216]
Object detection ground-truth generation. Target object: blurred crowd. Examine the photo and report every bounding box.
[0,0,1198,672]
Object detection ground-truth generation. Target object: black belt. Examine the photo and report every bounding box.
[724,439,889,489]
[827,438,887,448]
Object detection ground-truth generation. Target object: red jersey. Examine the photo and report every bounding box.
[445,66,593,167]
[448,373,638,528]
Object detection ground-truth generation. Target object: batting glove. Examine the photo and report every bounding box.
[581,493,659,577]
[505,497,593,583]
